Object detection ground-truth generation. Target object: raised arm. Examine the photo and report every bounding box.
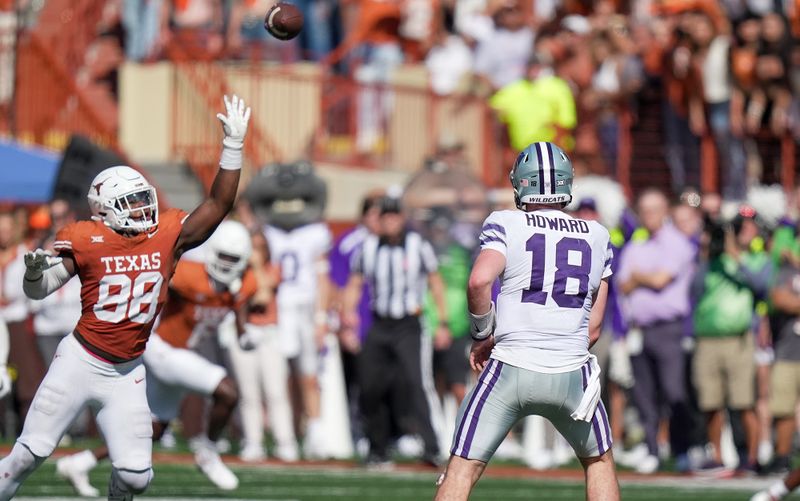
[176,95,251,255]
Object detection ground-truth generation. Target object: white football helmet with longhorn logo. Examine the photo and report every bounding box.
[87,166,159,233]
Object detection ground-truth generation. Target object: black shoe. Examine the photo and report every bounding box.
[758,455,790,476]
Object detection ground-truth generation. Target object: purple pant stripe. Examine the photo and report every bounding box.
[451,360,495,456]
[461,361,504,457]
[598,400,612,450]
[584,360,606,454]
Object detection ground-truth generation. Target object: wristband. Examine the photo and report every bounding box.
[219,144,243,170]
[469,302,496,341]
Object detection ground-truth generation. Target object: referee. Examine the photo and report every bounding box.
[342,196,451,467]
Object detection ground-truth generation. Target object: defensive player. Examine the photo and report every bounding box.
[264,187,332,459]
[0,94,250,501]
[56,220,259,495]
[434,142,620,501]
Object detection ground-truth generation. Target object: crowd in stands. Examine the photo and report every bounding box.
[3,0,797,195]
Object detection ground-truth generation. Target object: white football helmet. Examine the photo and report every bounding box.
[205,221,253,287]
[87,166,159,233]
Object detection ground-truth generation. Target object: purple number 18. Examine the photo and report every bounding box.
[522,234,591,308]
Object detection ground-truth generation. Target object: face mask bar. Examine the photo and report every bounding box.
[113,187,159,231]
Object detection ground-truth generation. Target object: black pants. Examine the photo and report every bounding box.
[359,315,438,458]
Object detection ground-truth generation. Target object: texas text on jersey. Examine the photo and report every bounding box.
[156,260,257,349]
[53,208,188,362]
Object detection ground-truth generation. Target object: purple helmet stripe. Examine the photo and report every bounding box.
[451,359,496,456]
[535,143,545,195]
[461,361,504,457]
[546,143,556,194]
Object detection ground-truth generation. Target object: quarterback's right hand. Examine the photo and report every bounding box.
[469,335,495,374]
[216,94,251,150]
[24,249,62,277]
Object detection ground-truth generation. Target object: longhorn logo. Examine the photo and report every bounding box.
[93,180,106,195]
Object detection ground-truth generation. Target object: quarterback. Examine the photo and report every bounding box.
[0,95,250,501]
[56,220,259,495]
[434,142,620,500]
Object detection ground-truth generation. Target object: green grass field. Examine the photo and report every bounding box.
[15,459,799,501]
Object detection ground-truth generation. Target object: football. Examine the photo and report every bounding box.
[264,2,304,41]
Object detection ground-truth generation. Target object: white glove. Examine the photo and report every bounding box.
[216,94,251,150]
[0,366,12,400]
[24,249,62,279]
[238,327,266,351]
[608,340,634,389]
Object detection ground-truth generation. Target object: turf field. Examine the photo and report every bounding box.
[15,458,800,500]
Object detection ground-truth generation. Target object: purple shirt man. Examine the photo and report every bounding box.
[614,189,696,472]
[617,222,695,326]
[329,225,372,341]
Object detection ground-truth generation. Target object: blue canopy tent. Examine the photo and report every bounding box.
[0,140,60,203]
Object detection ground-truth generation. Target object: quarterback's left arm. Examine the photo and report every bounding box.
[588,278,610,348]
[467,249,506,372]
[176,95,251,255]
[467,249,505,320]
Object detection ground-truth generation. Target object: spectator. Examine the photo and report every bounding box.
[227,240,299,463]
[687,13,748,199]
[490,55,577,152]
[764,249,800,474]
[472,0,533,92]
[122,0,166,61]
[662,11,702,195]
[327,0,405,152]
[616,188,696,473]
[294,0,340,61]
[691,206,770,472]
[170,0,225,58]
[0,211,44,428]
[425,22,473,95]
[227,0,299,61]
[342,195,449,467]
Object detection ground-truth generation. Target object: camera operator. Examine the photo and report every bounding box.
[692,205,771,472]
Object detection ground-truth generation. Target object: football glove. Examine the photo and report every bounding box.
[216,94,251,150]
[24,249,62,279]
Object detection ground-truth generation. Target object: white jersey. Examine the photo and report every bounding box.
[265,223,332,307]
[480,209,613,373]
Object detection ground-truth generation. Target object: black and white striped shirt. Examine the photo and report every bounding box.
[352,231,438,319]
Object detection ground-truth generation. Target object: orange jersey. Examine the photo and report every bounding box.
[156,260,256,348]
[53,208,188,361]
